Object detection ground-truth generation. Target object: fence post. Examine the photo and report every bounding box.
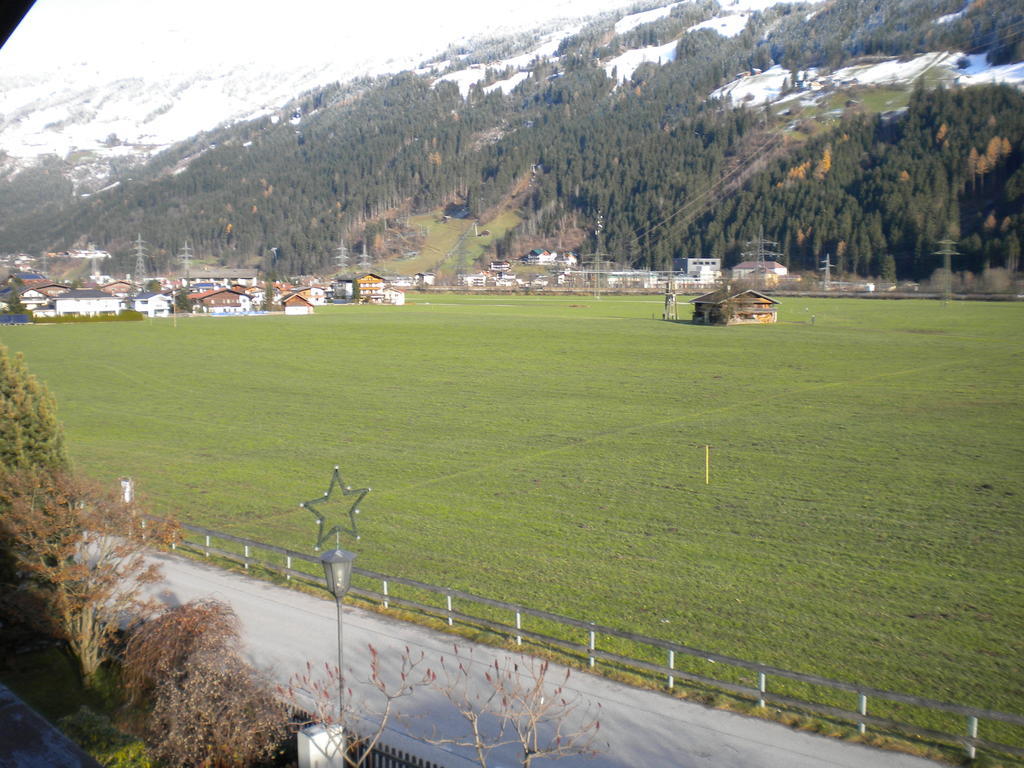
[668,650,675,690]
[204,535,210,557]
[588,627,596,668]
[286,555,291,580]
[446,592,453,626]
[966,716,978,760]
[244,544,250,569]
[515,610,522,646]
[758,670,766,708]
[382,579,389,609]
[858,693,867,735]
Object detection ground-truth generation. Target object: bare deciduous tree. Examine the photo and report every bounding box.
[281,644,436,768]
[124,598,287,767]
[432,646,605,768]
[0,469,174,686]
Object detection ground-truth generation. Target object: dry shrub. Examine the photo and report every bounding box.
[124,599,286,767]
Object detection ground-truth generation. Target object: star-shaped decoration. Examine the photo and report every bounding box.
[300,465,371,551]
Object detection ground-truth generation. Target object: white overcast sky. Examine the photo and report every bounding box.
[0,0,633,79]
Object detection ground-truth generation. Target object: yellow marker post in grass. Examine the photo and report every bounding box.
[705,445,710,485]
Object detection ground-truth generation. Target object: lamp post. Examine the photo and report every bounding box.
[321,548,357,724]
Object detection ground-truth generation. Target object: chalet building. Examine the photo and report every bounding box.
[414,272,436,286]
[97,280,133,297]
[294,286,327,305]
[355,273,386,303]
[0,283,69,312]
[489,260,513,276]
[23,280,72,298]
[188,288,252,314]
[689,288,779,325]
[281,292,315,315]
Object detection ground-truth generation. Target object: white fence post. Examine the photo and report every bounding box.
[758,671,766,708]
[244,544,250,569]
[382,579,389,609]
[515,611,522,646]
[204,535,210,557]
[588,628,596,668]
[446,593,453,626]
[668,650,675,690]
[286,555,291,580]
[858,693,867,735]
[966,716,978,760]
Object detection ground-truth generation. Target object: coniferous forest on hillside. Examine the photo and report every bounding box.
[0,0,1022,280]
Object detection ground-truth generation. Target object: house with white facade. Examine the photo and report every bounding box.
[189,288,253,314]
[381,287,406,305]
[731,261,789,280]
[521,248,558,265]
[459,272,489,288]
[54,289,124,317]
[680,258,722,282]
[281,292,315,315]
[133,292,174,317]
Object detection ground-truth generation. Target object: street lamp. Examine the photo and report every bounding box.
[321,549,357,726]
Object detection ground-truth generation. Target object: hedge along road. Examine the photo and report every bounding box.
[141,551,941,768]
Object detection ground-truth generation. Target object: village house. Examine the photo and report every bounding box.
[489,260,513,276]
[180,266,260,289]
[458,272,489,288]
[355,273,386,303]
[689,288,779,325]
[293,285,327,305]
[520,248,557,265]
[96,280,133,297]
[244,285,266,307]
[188,287,253,314]
[414,272,436,287]
[132,292,174,317]
[53,289,125,317]
[281,292,315,315]
[730,260,789,284]
[381,287,406,306]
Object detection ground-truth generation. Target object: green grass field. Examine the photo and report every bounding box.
[4,296,1023,725]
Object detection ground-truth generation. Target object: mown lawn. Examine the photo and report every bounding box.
[4,296,1022,726]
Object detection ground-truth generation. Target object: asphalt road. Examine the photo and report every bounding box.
[143,552,941,768]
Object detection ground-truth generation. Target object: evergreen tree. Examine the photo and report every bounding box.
[0,344,67,474]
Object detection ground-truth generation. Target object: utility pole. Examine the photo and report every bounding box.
[741,228,781,289]
[820,253,834,291]
[132,234,147,295]
[933,239,959,304]
[335,240,349,273]
[179,240,193,283]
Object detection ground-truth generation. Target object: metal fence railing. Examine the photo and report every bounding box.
[162,519,1024,762]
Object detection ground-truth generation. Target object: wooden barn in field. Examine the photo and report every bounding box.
[690,288,779,325]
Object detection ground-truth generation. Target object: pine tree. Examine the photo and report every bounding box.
[0,344,67,474]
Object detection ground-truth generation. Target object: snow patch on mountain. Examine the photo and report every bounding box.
[614,2,682,34]
[687,14,751,37]
[605,40,679,82]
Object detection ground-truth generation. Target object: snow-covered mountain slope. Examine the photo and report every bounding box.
[0,0,630,178]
